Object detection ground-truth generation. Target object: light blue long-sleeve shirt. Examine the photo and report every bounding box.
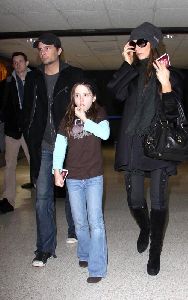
[53,119,110,172]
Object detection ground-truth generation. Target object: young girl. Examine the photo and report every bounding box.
[53,80,110,283]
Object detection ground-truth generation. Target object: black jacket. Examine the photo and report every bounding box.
[2,70,31,139]
[23,62,83,180]
[107,62,183,173]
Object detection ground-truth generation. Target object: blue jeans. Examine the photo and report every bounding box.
[35,150,56,255]
[66,175,107,277]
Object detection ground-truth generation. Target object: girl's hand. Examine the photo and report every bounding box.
[122,42,135,65]
[54,170,64,187]
[153,60,172,93]
[75,106,87,122]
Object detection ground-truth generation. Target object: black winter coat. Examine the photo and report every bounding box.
[23,62,83,180]
[2,75,25,139]
[107,62,183,174]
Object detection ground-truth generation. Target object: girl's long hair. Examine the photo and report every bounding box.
[64,80,99,137]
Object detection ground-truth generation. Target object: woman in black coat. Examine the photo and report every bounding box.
[108,22,183,276]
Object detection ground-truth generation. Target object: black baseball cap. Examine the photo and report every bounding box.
[33,33,62,48]
[130,22,162,48]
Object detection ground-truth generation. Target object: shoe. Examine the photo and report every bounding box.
[79,261,88,268]
[32,252,52,267]
[66,233,77,244]
[66,237,77,244]
[0,198,14,214]
[21,183,35,189]
[87,277,102,283]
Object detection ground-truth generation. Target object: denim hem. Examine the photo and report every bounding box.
[34,249,57,257]
[89,273,106,278]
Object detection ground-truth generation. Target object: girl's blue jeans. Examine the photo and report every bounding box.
[66,175,107,277]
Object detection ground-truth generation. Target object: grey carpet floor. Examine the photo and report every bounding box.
[0,145,188,300]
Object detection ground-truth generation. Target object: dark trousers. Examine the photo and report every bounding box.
[36,150,56,255]
[65,190,76,236]
[54,185,75,236]
[125,168,169,210]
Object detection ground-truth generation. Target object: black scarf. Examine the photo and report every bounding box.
[16,74,24,109]
[126,59,158,136]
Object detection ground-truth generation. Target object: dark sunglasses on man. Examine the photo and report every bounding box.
[129,39,148,49]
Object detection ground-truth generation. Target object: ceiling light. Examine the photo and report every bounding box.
[163,34,174,39]
[26,38,36,45]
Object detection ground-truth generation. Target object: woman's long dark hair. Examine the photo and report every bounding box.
[134,44,161,86]
[64,80,99,137]
[145,47,160,86]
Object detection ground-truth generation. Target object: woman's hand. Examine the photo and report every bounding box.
[153,60,172,93]
[75,106,87,122]
[54,170,64,187]
[122,42,135,65]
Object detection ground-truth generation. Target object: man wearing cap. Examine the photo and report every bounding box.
[23,33,83,267]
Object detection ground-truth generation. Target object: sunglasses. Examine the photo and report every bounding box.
[129,39,148,49]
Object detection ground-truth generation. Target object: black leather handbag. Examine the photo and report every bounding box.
[143,101,188,162]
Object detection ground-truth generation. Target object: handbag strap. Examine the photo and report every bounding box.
[177,100,187,125]
[157,98,187,127]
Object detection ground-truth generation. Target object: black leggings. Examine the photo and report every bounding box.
[125,168,169,210]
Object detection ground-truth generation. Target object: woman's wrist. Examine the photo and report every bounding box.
[54,169,61,175]
[82,117,87,123]
[162,82,172,93]
[161,78,172,93]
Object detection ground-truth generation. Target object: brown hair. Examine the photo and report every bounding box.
[133,44,161,86]
[11,52,28,62]
[145,47,160,85]
[64,80,99,137]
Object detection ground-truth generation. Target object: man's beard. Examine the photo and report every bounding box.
[43,59,55,65]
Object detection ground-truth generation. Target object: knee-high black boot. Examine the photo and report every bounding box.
[147,209,168,276]
[130,205,150,253]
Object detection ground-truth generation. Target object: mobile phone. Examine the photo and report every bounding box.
[156,53,171,68]
[129,41,136,50]
[61,169,68,181]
